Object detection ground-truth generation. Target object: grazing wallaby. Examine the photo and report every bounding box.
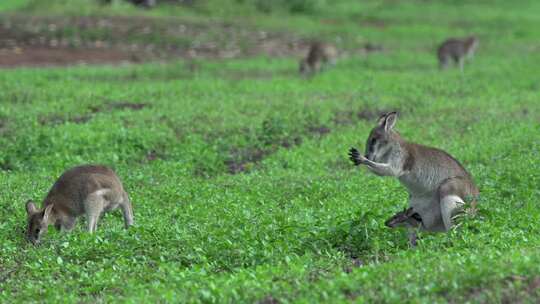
[25,165,134,244]
[349,112,479,243]
[385,207,423,246]
[437,36,479,71]
[299,41,338,76]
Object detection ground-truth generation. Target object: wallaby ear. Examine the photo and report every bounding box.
[376,113,388,127]
[42,204,53,223]
[383,112,398,132]
[26,200,38,215]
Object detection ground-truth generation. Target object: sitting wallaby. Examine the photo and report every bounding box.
[25,165,134,244]
[437,36,479,71]
[299,41,338,76]
[385,207,423,246]
[349,112,479,243]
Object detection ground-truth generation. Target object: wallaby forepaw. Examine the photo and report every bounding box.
[349,148,362,166]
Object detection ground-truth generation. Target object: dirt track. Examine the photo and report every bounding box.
[0,47,136,67]
[0,15,309,67]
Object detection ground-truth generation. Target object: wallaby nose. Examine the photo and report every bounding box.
[27,236,39,245]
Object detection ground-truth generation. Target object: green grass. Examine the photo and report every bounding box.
[1,0,540,303]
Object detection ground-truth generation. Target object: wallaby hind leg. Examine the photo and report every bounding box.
[84,191,106,233]
[440,195,464,231]
[438,178,472,231]
[458,58,464,72]
[120,191,134,229]
[312,61,322,74]
[326,57,337,67]
[439,56,449,70]
[86,214,99,233]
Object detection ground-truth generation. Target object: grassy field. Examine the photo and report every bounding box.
[1,0,540,302]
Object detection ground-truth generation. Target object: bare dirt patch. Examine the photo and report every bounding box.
[359,17,388,29]
[225,147,268,174]
[38,113,93,126]
[223,107,396,175]
[218,69,293,81]
[257,296,280,304]
[0,15,310,67]
[224,135,304,174]
[360,42,384,53]
[0,47,134,68]
[446,275,540,303]
[90,101,149,113]
[333,107,393,126]
[110,102,149,111]
[223,126,328,175]
[37,102,148,126]
[307,125,331,137]
[356,108,387,121]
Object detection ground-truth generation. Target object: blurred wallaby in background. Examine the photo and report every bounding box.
[99,0,196,8]
[299,41,338,76]
[437,36,479,71]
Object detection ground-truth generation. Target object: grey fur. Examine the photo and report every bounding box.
[299,41,338,76]
[437,36,479,71]
[350,112,479,244]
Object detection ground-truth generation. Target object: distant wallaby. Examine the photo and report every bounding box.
[299,41,338,76]
[129,0,156,8]
[385,207,423,246]
[437,36,478,71]
[100,0,156,7]
[25,165,134,244]
[349,112,478,243]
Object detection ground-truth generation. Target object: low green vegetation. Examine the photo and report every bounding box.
[0,0,539,302]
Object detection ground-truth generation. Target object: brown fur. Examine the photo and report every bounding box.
[437,36,479,70]
[299,41,338,75]
[401,141,474,182]
[25,164,133,244]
